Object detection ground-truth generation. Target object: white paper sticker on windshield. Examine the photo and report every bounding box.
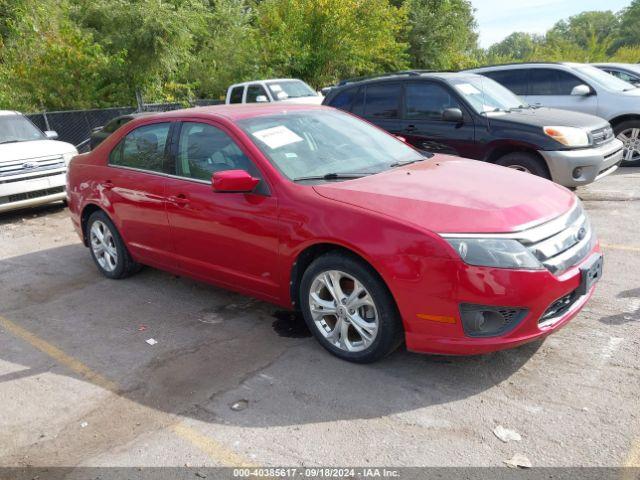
[252,126,304,149]
[270,84,283,92]
[455,83,481,95]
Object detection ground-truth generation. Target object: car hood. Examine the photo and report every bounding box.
[0,139,77,163]
[313,157,576,234]
[488,107,608,130]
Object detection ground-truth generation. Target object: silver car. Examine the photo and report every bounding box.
[469,62,640,166]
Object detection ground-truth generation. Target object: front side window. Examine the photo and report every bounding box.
[529,69,583,95]
[237,109,422,181]
[329,88,357,111]
[405,82,463,120]
[483,69,528,95]
[246,85,269,103]
[109,122,170,172]
[176,122,259,181]
[0,115,46,144]
[364,83,401,119]
[229,86,244,104]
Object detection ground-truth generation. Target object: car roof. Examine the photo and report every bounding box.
[128,104,331,124]
[0,110,21,116]
[331,71,485,89]
[230,79,304,88]
[469,62,586,72]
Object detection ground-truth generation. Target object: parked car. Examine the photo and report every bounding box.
[592,63,640,88]
[0,111,77,213]
[67,104,601,363]
[90,112,153,150]
[323,71,622,187]
[226,79,323,105]
[469,62,640,166]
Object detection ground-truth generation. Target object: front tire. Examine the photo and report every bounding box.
[614,120,640,167]
[299,252,403,363]
[495,152,550,179]
[87,210,140,279]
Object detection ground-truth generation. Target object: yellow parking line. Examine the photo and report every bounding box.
[626,438,640,467]
[0,314,253,466]
[601,243,640,253]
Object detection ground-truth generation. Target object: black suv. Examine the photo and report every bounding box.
[322,71,622,187]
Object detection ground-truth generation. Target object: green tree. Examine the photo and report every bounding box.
[486,32,543,62]
[617,0,640,49]
[543,11,618,61]
[255,0,409,88]
[405,0,479,70]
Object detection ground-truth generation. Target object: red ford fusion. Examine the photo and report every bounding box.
[67,104,602,363]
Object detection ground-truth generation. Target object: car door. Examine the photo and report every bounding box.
[104,121,174,268]
[163,120,281,299]
[400,81,476,157]
[359,82,403,135]
[525,68,598,115]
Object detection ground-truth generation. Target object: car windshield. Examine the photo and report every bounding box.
[575,65,637,92]
[451,76,527,113]
[266,80,318,100]
[0,115,46,144]
[237,109,423,181]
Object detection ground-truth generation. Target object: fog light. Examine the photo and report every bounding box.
[459,304,528,337]
[573,167,583,179]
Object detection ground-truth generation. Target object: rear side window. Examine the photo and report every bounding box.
[109,122,170,173]
[483,70,528,95]
[363,83,401,119]
[608,70,639,83]
[529,69,583,95]
[329,88,357,111]
[246,84,269,103]
[405,83,462,120]
[229,86,244,104]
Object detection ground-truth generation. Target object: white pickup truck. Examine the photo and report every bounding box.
[226,78,323,105]
[0,111,77,213]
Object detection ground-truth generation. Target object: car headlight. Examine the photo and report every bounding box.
[62,151,77,166]
[543,126,590,147]
[445,238,543,270]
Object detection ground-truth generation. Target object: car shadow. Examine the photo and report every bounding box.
[598,287,640,325]
[0,243,544,434]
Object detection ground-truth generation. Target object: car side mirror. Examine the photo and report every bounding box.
[442,108,463,123]
[571,84,591,96]
[44,130,59,140]
[256,95,269,103]
[212,170,260,193]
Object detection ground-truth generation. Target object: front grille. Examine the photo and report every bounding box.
[0,155,65,178]
[513,202,595,274]
[0,186,65,205]
[540,289,579,325]
[591,126,614,146]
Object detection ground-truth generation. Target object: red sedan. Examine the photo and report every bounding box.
[67,104,602,363]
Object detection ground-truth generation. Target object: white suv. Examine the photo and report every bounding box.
[226,79,323,105]
[0,111,77,213]
[469,63,640,166]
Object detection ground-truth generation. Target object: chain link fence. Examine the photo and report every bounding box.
[26,99,222,153]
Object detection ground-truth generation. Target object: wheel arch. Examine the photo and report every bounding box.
[289,242,397,313]
[484,143,550,176]
[609,114,640,129]
[80,203,108,246]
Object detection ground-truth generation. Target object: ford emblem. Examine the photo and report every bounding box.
[22,161,38,169]
[576,227,587,241]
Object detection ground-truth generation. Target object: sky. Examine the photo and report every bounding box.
[472,0,632,48]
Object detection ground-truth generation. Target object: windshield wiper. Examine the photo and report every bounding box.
[390,157,429,168]
[293,172,373,182]
[0,140,21,145]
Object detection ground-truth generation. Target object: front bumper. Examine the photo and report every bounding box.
[539,139,623,187]
[0,171,66,213]
[400,245,601,356]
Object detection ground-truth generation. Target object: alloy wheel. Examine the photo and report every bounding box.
[90,220,118,272]
[308,270,379,352]
[618,128,640,163]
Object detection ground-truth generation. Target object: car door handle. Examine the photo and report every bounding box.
[101,180,114,190]
[168,194,190,207]
[405,125,417,133]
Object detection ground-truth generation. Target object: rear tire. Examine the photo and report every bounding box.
[614,120,640,167]
[299,252,404,363]
[495,152,550,179]
[87,210,140,279]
